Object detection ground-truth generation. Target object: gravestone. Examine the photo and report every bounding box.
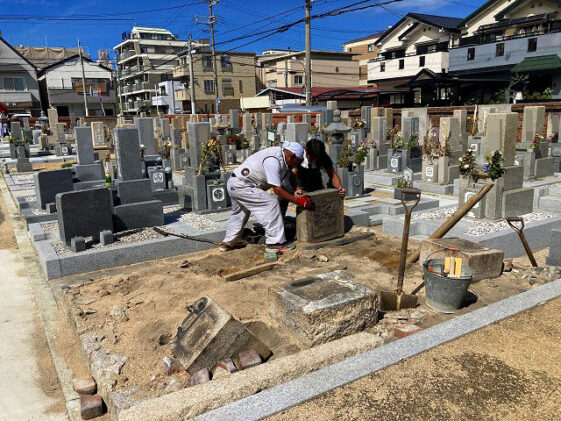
[229,109,240,130]
[34,169,74,210]
[47,108,58,132]
[134,117,156,155]
[326,101,337,110]
[188,122,212,172]
[74,127,104,186]
[114,128,143,181]
[287,115,295,124]
[296,189,344,243]
[547,113,560,140]
[402,116,419,142]
[286,122,309,146]
[69,113,77,128]
[32,129,41,145]
[361,106,371,129]
[269,271,378,346]
[172,296,271,375]
[148,167,166,192]
[486,113,517,166]
[521,106,546,143]
[15,145,32,172]
[401,109,427,145]
[403,167,414,187]
[11,122,22,140]
[546,228,561,266]
[91,122,105,147]
[55,187,113,247]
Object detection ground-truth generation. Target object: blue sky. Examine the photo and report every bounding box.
[1,0,485,60]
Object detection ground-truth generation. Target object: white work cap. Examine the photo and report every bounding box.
[282,142,304,160]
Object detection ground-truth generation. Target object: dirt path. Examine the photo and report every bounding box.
[271,296,561,421]
[0,185,17,249]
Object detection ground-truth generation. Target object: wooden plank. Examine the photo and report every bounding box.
[223,263,277,282]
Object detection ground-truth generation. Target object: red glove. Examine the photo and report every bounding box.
[295,195,312,209]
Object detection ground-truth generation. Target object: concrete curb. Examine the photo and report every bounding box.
[196,277,561,421]
[0,173,82,421]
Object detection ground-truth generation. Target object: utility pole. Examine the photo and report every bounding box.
[78,39,89,116]
[305,0,312,106]
[188,34,197,114]
[209,0,219,114]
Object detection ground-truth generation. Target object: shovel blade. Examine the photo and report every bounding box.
[379,290,418,312]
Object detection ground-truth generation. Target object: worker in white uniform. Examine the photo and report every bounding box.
[221,142,312,253]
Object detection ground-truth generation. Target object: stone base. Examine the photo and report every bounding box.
[413,180,455,195]
[546,229,561,266]
[16,162,33,172]
[503,188,534,218]
[269,271,378,346]
[113,200,164,231]
[534,157,555,179]
[418,238,504,282]
[116,179,153,204]
[75,163,104,182]
[172,297,271,375]
[73,180,105,191]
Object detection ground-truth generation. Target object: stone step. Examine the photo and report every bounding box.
[538,195,561,213]
[549,186,561,197]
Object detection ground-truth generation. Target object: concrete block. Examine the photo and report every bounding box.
[419,238,504,282]
[534,157,555,179]
[34,169,74,210]
[56,187,113,246]
[502,165,524,191]
[547,229,561,266]
[113,200,164,231]
[72,376,96,395]
[236,349,262,370]
[80,394,104,419]
[296,189,344,243]
[172,297,271,375]
[100,230,114,246]
[269,271,378,346]
[71,236,86,252]
[502,188,534,218]
[394,324,423,339]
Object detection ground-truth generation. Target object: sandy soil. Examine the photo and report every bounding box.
[0,188,17,249]
[271,296,561,421]
[55,224,559,403]
[31,161,76,172]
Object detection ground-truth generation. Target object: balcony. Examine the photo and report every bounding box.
[450,31,561,73]
[0,91,33,105]
[117,50,136,63]
[368,51,449,81]
[175,89,189,101]
[173,65,190,80]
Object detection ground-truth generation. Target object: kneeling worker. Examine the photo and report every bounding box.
[221,142,312,253]
[295,138,346,197]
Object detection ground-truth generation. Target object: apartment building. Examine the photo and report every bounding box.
[38,55,116,116]
[114,27,188,114]
[449,0,561,102]
[256,50,359,91]
[343,32,383,86]
[172,40,257,114]
[0,34,41,116]
[367,13,462,106]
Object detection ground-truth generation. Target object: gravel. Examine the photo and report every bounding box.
[164,206,219,231]
[412,206,555,237]
[41,222,58,232]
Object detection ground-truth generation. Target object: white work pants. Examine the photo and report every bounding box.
[223,176,286,245]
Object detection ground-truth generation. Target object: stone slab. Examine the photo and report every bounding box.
[75,127,95,165]
[546,228,561,266]
[269,271,378,346]
[114,128,142,181]
[34,169,74,210]
[113,200,163,231]
[418,237,504,282]
[172,297,271,375]
[75,163,104,182]
[56,187,113,246]
[296,189,344,243]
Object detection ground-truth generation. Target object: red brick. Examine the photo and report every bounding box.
[394,323,423,339]
[189,368,211,386]
[162,356,183,375]
[217,358,238,373]
[72,376,96,395]
[80,394,104,420]
[238,349,262,370]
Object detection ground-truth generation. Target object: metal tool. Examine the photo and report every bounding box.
[153,227,246,248]
[380,188,421,311]
[506,216,538,267]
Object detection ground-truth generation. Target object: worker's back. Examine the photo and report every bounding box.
[233,147,289,191]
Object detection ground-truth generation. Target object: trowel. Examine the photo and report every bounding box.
[379,188,420,311]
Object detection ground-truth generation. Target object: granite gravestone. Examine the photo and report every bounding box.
[74,127,104,187]
[286,122,309,146]
[34,169,74,211]
[55,187,113,247]
[91,122,105,147]
[135,117,156,155]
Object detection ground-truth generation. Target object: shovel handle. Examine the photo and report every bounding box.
[506,216,524,233]
[400,188,421,215]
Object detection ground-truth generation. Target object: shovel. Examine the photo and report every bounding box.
[506,216,538,267]
[380,188,421,311]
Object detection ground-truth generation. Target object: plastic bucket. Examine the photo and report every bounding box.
[423,259,474,313]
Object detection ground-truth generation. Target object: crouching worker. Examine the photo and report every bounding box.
[221,142,312,253]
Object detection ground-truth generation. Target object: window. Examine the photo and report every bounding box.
[220,55,232,71]
[222,78,234,95]
[239,80,243,93]
[419,56,425,67]
[399,59,404,70]
[495,43,504,57]
[3,77,25,91]
[367,44,375,52]
[380,62,385,72]
[467,48,475,61]
[294,75,303,85]
[528,38,537,52]
[202,55,213,70]
[204,80,215,93]
[268,80,277,88]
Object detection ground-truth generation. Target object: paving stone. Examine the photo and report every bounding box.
[72,376,96,395]
[296,189,344,243]
[80,394,104,419]
[172,297,271,375]
[394,323,423,339]
[189,368,211,386]
[269,271,378,346]
[419,238,504,282]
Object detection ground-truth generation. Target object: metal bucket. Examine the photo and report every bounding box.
[422,259,474,313]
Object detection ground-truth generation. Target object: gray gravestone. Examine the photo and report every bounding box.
[56,187,113,246]
[134,117,156,155]
[11,122,22,140]
[34,169,74,210]
[148,167,166,192]
[75,127,95,165]
[188,122,212,170]
[403,167,414,187]
[114,128,143,181]
[286,123,309,146]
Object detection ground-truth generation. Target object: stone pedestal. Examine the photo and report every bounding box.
[337,166,364,198]
[296,189,344,243]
